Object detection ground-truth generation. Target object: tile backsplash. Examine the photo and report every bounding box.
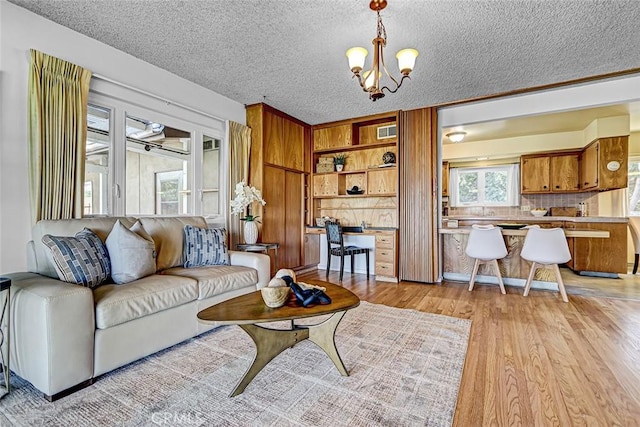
[448,192,599,217]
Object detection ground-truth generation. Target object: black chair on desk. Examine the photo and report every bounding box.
[325,221,370,282]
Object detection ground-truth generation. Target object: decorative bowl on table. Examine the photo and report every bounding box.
[530,209,548,217]
[260,280,291,308]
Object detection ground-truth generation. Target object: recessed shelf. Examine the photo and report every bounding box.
[314,193,396,199]
[313,141,397,154]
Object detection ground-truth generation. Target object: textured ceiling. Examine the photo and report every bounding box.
[8,0,640,125]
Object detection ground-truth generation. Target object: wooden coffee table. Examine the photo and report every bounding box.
[197,282,360,397]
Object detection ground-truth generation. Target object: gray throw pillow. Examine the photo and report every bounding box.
[106,220,157,284]
[42,228,111,288]
[183,225,229,268]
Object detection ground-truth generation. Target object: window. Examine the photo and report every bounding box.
[125,114,191,216]
[86,89,226,221]
[85,105,111,215]
[628,157,640,215]
[450,164,520,207]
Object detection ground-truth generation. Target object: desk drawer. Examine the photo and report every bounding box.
[376,248,395,263]
[375,235,395,249]
[375,262,396,276]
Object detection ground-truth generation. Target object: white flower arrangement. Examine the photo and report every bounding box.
[230,181,266,221]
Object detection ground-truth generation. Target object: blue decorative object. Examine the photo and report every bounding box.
[183,226,229,267]
[42,228,111,288]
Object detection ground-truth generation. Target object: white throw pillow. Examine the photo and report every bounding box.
[106,220,156,284]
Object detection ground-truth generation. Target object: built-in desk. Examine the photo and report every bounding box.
[306,227,398,282]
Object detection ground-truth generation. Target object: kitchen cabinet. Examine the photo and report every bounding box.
[580,142,599,190]
[521,152,580,193]
[442,161,449,196]
[579,136,628,191]
[521,155,550,193]
[564,221,627,274]
[551,153,580,191]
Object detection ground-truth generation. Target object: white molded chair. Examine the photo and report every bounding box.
[628,217,640,274]
[465,224,508,294]
[521,226,571,302]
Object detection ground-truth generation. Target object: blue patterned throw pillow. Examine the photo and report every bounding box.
[183,225,229,268]
[42,228,111,288]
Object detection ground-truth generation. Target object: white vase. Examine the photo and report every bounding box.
[335,164,344,172]
[243,220,258,244]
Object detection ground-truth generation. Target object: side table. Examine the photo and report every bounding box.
[0,277,10,398]
[236,243,280,274]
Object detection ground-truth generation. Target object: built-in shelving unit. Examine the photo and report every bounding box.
[311,111,399,229]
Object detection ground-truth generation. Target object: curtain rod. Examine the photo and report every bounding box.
[91,73,226,123]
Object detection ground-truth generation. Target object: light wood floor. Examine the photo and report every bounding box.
[299,269,640,426]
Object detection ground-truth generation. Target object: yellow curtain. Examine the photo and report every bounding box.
[28,49,92,223]
[228,121,252,248]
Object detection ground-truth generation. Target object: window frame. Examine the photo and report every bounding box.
[87,88,228,224]
[450,164,520,207]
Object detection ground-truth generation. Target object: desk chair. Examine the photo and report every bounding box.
[521,226,571,302]
[325,221,370,282]
[628,217,640,274]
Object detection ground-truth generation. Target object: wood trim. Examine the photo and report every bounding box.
[245,102,310,128]
[432,67,640,109]
[399,107,439,282]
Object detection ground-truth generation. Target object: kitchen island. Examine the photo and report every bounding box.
[440,216,628,290]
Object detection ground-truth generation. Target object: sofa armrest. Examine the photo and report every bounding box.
[228,251,270,289]
[5,272,95,397]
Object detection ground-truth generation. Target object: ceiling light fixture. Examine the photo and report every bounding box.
[446,131,467,143]
[346,0,418,101]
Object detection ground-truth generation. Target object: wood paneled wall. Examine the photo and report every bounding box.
[399,107,439,282]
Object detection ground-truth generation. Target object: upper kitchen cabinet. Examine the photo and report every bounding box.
[521,152,580,193]
[579,136,628,191]
[442,161,450,196]
[521,155,551,193]
[550,153,580,192]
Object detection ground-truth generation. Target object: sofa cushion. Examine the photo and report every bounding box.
[106,220,156,284]
[31,217,135,279]
[93,274,198,329]
[137,217,207,271]
[42,228,111,288]
[183,226,229,268]
[162,265,257,300]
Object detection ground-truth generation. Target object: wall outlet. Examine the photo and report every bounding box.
[521,205,530,211]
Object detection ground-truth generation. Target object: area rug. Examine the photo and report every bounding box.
[0,302,471,426]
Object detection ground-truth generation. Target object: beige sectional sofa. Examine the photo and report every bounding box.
[6,216,270,400]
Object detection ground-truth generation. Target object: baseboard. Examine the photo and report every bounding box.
[45,378,93,402]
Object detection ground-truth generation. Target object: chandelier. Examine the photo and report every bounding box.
[346,0,418,101]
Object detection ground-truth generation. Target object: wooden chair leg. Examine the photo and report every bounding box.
[468,258,480,291]
[634,254,639,274]
[492,259,506,295]
[326,252,331,278]
[552,263,569,302]
[339,254,345,282]
[365,250,370,278]
[523,262,537,297]
[351,253,355,274]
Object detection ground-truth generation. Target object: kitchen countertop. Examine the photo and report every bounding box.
[443,215,628,224]
[439,227,609,238]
